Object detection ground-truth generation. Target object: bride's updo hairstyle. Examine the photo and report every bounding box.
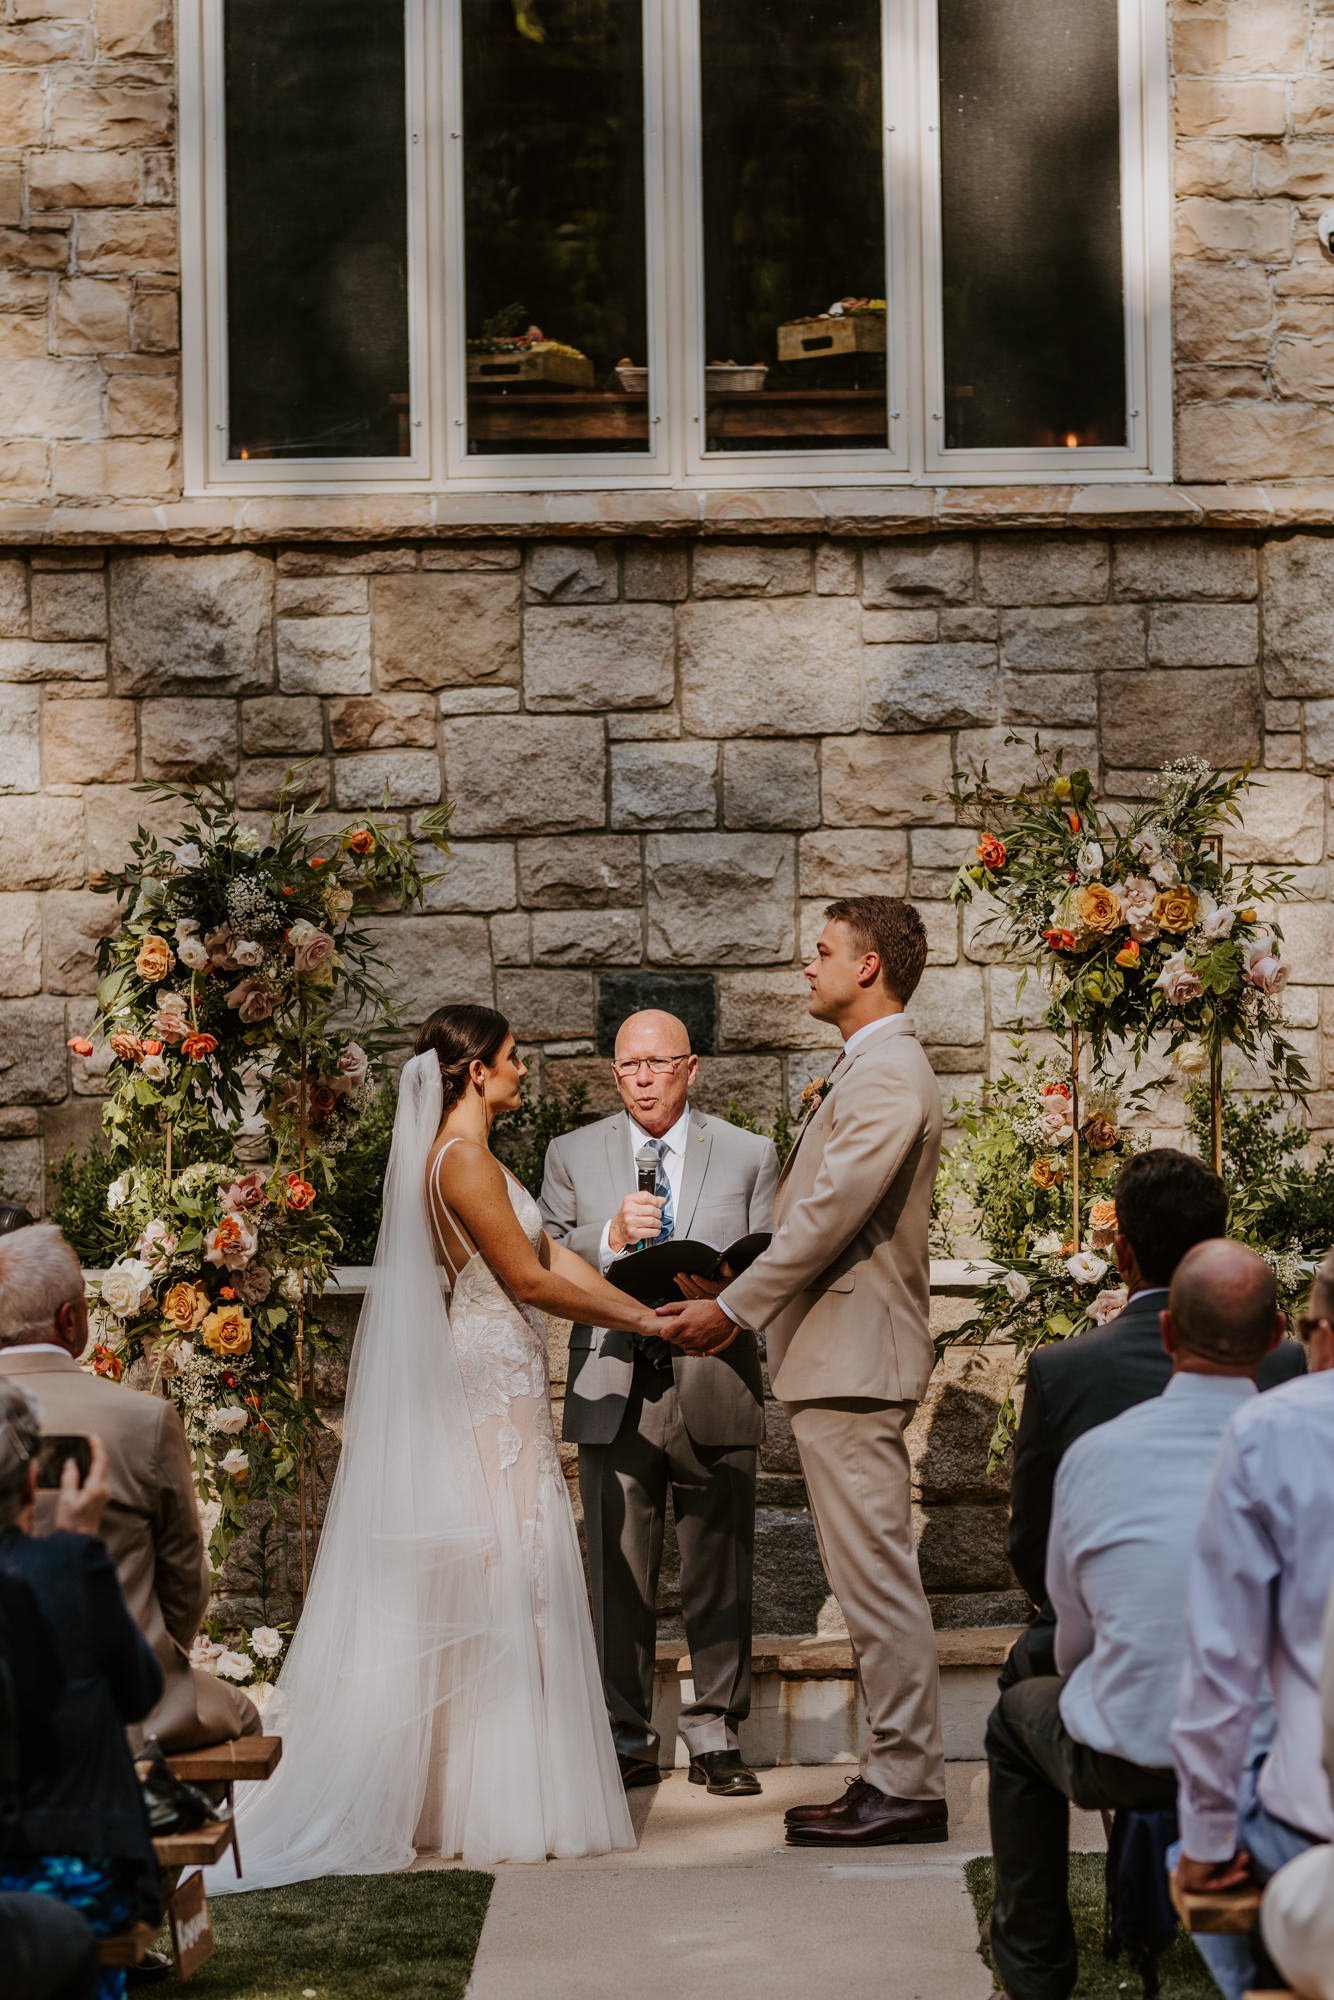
[415,1004,511,1108]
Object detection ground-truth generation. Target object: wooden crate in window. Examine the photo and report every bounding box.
[777,315,887,363]
[467,347,595,390]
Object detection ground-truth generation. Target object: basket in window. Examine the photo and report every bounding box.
[467,302,595,390]
[777,297,887,363]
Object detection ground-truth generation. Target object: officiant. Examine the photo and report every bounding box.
[540,1010,778,1798]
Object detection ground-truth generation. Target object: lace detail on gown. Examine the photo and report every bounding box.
[418,1148,634,1864]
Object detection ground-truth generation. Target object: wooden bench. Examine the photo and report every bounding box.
[166,1733,282,1786]
[1243,1991,1297,1998]
[98,1921,156,1968]
[143,1734,282,1981]
[1169,1872,1264,1935]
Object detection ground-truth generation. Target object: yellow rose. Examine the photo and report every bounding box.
[1153,887,1198,935]
[1031,1157,1064,1190]
[135,934,174,982]
[1075,883,1123,935]
[162,1282,209,1335]
[201,1304,252,1358]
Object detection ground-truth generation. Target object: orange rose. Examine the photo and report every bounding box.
[1115,939,1140,968]
[1031,1157,1064,1190]
[66,1037,94,1057]
[977,833,1007,870]
[310,855,329,869]
[1043,928,1078,952]
[1088,1198,1119,1242]
[161,1281,209,1335]
[1075,883,1122,935]
[346,826,375,856]
[181,1031,218,1061]
[1066,810,1082,833]
[201,1304,252,1358]
[142,1039,163,1056]
[1153,887,1198,935]
[1084,1114,1119,1152]
[109,1031,144,1062]
[91,1344,123,1380]
[135,934,174,982]
[285,1175,316,1212]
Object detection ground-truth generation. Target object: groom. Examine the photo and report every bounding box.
[540,1010,778,1796]
[659,896,947,1846]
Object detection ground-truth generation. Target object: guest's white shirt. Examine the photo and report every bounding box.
[1172,1371,1334,1859]
[1047,1371,1256,1770]
[598,1105,693,1273]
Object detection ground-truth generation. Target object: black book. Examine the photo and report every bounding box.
[605,1231,772,1308]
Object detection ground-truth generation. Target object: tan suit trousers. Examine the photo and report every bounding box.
[787,1398,944,1802]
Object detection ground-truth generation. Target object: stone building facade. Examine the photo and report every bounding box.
[6,0,1334,1637]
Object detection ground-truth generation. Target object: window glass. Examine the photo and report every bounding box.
[938,0,1127,451]
[462,0,650,456]
[699,0,888,455]
[223,0,411,460]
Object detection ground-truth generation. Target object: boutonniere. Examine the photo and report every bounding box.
[799,1074,832,1115]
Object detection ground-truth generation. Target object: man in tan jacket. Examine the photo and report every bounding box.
[0,1223,258,1751]
[659,896,946,1845]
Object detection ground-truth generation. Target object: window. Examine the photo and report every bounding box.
[181,0,1169,489]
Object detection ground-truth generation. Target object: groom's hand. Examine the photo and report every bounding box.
[656,1297,738,1355]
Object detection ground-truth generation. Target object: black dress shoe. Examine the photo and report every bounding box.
[687,1750,761,1796]
[784,1782,948,1847]
[128,1952,173,1985]
[784,1774,876,1826]
[617,1753,664,1789]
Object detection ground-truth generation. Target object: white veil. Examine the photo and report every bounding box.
[211,1052,502,1891]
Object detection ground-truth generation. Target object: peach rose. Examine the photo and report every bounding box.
[135,934,174,982]
[977,833,1007,870]
[181,1031,218,1061]
[285,1175,316,1212]
[162,1281,210,1335]
[109,1031,144,1063]
[346,826,375,856]
[91,1344,123,1380]
[1031,1157,1064,1190]
[1153,886,1198,936]
[219,1171,267,1214]
[1075,883,1123,935]
[66,1037,94,1057]
[1088,1198,1119,1245]
[334,1041,369,1095]
[204,1213,258,1271]
[288,922,336,982]
[1155,951,1204,1006]
[201,1304,252,1358]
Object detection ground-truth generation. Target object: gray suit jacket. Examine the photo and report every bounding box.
[540,1107,779,1448]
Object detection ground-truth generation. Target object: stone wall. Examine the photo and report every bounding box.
[7,0,1334,501]
[4,525,1334,1217]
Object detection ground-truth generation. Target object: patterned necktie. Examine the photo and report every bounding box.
[648,1136,675,1242]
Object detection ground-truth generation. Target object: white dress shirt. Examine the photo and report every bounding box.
[598,1106,693,1273]
[1172,1370,1334,1858]
[1047,1371,1257,1771]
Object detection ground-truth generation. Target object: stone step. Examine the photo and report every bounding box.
[652,1626,1020,1768]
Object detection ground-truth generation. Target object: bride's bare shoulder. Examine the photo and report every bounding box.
[428,1136,504,1197]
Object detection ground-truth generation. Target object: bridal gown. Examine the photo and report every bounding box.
[418,1140,635,1863]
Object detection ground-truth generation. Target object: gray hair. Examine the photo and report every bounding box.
[0,1223,85,1349]
[0,1377,39,1529]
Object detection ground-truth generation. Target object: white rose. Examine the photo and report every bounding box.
[1088,1285,1129,1326]
[1156,951,1204,1006]
[1032,1232,1064,1257]
[190,1635,222,1671]
[1116,876,1159,943]
[1039,1097,1074,1144]
[214,1648,254,1684]
[1002,1269,1031,1303]
[107,1174,131,1212]
[248,1680,277,1713]
[101,1258,154,1319]
[177,936,209,971]
[173,841,204,871]
[174,917,200,940]
[231,939,263,968]
[209,1405,249,1437]
[1132,829,1162,867]
[249,1625,283,1660]
[1173,1039,1209,1076]
[1076,841,1104,878]
[220,1447,250,1480]
[141,1054,169,1083]
[1066,1250,1109,1286]
[1197,896,1236,942]
[1149,857,1179,889]
[278,1270,303,1304]
[234,826,262,856]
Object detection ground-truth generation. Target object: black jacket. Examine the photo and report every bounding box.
[1006,1288,1307,1610]
[0,1527,161,1898]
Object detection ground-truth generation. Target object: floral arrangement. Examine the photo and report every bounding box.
[946,746,1306,1093]
[68,774,451,1585]
[467,300,587,364]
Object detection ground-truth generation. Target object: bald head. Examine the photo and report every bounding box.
[1165,1239,1282,1373]
[611,1010,697,1136]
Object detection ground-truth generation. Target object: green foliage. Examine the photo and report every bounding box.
[322,1078,398,1264]
[51,1141,120,1266]
[718,1097,797,1166]
[965,1853,1215,1999]
[493,1082,597,1196]
[1187,1078,1334,1309]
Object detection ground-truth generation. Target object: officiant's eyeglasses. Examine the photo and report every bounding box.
[611,1055,690,1077]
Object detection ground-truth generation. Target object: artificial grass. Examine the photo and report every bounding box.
[964,1853,1217,1999]
[157,1870,494,2000]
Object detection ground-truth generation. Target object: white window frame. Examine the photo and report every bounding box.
[179,0,1171,495]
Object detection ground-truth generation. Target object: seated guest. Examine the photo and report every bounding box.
[0,1224,258,1751]
[1259,1588,1334,2000]
[986,1240,1282,2000]
[1173,1262,1334,2000]
[1004,1149,1303,1681]
[0,1379,161,1999]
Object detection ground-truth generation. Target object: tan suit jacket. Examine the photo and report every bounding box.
[0,1346,256,1751]
[721,1014,941,1406]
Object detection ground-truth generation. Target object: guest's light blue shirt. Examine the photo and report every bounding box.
[1172,1370,1334,1860]
[1047,1371,1257,1770]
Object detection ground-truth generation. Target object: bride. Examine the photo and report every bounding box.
[213,1004,667,1883]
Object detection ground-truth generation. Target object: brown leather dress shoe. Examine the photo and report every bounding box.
[784,1782,948,1847]
[784,1775,877,1826]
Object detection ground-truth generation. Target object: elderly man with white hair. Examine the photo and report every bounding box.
[0,1223,257,1752]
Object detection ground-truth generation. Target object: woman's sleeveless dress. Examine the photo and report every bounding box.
[420,1142,635,1863]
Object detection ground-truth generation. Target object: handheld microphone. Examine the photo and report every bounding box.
[635,1144,659,1251]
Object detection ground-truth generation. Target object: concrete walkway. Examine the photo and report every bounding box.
[462,1763,1108,2000]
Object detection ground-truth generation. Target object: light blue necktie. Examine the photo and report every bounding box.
[648,1137,675,1243]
